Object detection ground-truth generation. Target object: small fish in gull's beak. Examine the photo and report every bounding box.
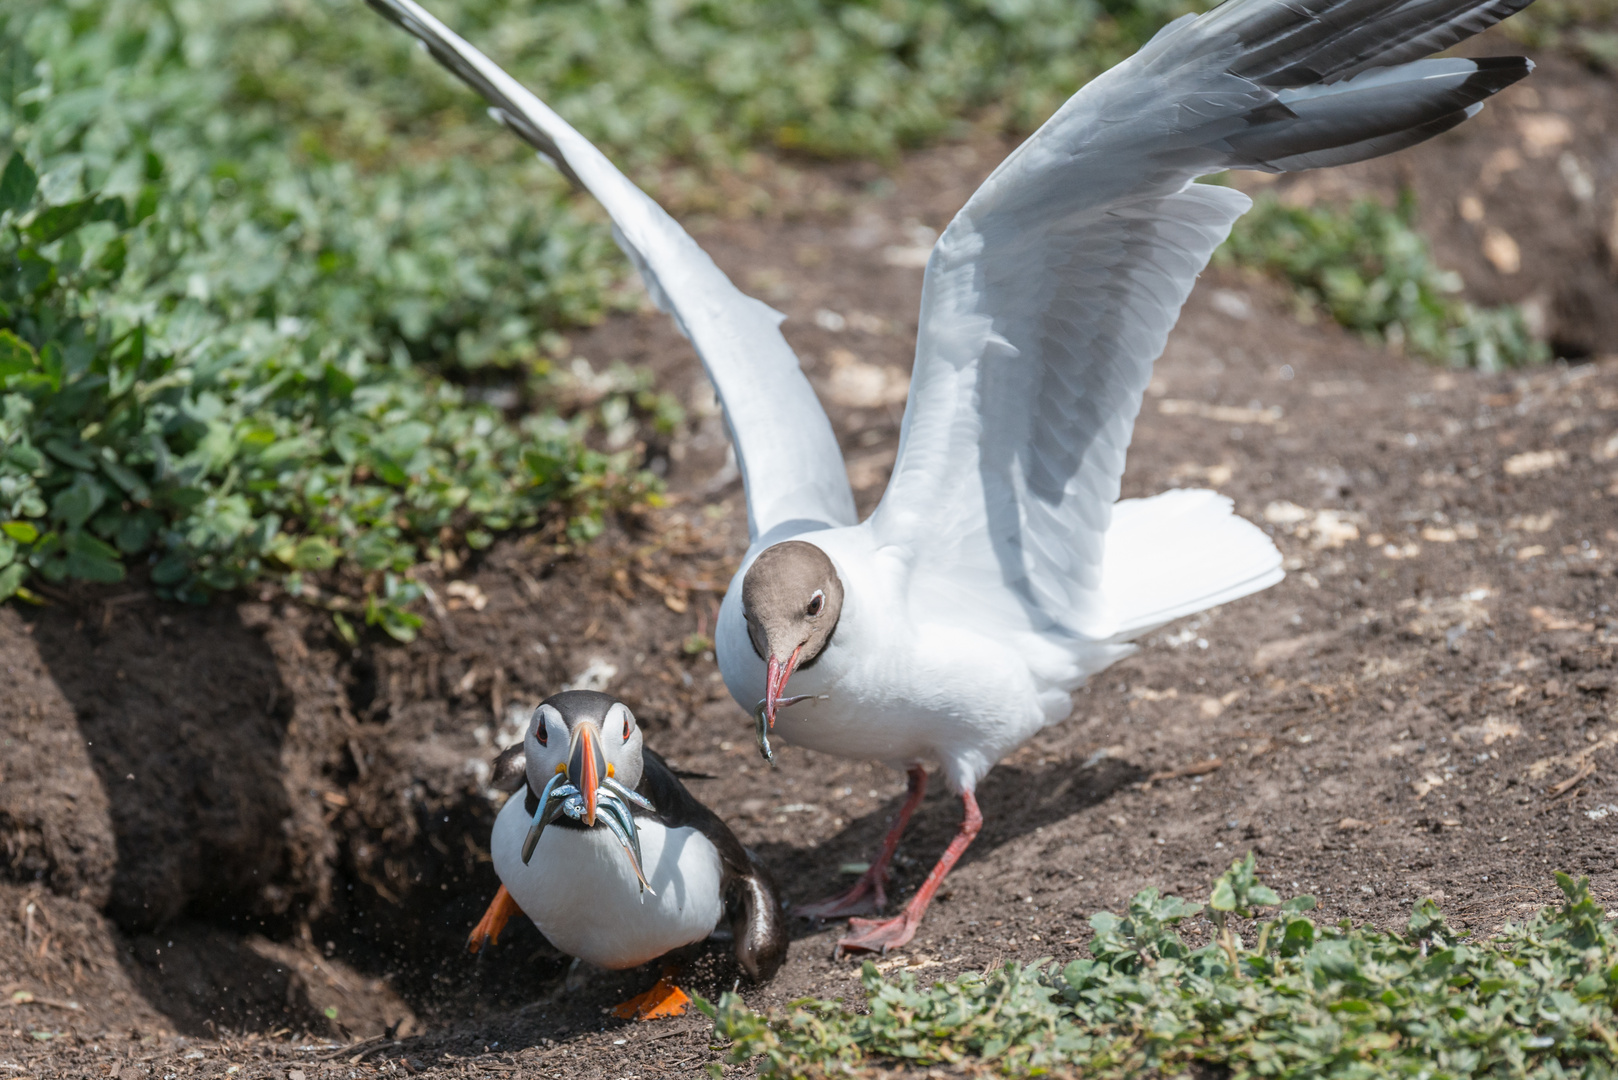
[763,645,803,732]
[740,540,844,764]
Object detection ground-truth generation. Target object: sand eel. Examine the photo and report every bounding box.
[364,0,1536,954]
[467,691,786,1018]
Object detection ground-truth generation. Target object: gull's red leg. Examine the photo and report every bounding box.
[835,788,981,956]
[795,765,928,919]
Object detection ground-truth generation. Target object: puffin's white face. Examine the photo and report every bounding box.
[517,691,656,892]
[523,698,646,799]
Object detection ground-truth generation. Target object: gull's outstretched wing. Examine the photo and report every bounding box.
[366,0,855,542]
[871,0,1532,639]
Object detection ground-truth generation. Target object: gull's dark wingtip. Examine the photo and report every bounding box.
[1465,55,1534,96]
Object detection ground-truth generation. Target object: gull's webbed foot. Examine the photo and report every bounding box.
[793,867,887,920]
[835,911,921,956]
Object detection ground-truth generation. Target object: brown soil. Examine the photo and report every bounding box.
[2,34,1616,1080]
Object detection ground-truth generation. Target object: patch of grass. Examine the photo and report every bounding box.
[1502,0,1618,70]
[1,0,1554,625]
[227,0,1210,171]
[1219,192,1549,370]
[0,0,1220,625]
[704,856,1618,1078]
[0,0,657,632]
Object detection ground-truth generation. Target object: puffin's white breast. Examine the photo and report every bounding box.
[490,790,725,970]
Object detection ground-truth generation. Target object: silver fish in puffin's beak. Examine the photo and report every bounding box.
[521,719,658,896]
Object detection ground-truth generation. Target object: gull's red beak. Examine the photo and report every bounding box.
[764,643,803,730]
[567,721,604,827]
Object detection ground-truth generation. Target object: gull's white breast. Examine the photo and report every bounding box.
[491,790,724,970]
[717,526,1077,793]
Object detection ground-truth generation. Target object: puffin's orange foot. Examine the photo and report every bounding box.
[611,976,691,1020]
[794,868,887,920]
[835,911,920,957]
[467,885,522,954]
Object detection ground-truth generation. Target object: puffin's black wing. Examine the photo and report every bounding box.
[637,749,787,981]
[490,743,527,793]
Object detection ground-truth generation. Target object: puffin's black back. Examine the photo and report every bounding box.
[636,749,788,982]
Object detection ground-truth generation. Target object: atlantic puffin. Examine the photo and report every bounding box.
[467,690,786,1016]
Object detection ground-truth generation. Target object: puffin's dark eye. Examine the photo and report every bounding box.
[807,590,825,617]
[623,715,632,742]
[534,705,559,746]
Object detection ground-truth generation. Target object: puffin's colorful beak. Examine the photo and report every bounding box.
[764,644,804,730]
[567,721,605,827]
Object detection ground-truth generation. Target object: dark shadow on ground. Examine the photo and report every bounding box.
[754,755,1146,938]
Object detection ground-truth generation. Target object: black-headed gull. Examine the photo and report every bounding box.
[468,691,786,1017]
[367,0,1535,954]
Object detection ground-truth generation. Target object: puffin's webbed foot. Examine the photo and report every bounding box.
[835,911,921,956]
[467,884,522,954]
[611,967,691,1020]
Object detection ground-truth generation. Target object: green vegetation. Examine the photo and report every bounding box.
[0,0,664,630]
[232,0,1209,171]
[1503,0,1618,70]
[1,0,1554,624]
[705,857,1618,1078]
[0,0,1207,622]
[1219,192,1548,371]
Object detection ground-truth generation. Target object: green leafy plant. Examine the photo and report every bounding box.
[1219,191,1549,370]
[1501,0,1618,70]
[3,0,1557,633]
[704,862,1618,1078]
[0,2,661,633]
[223,0,1213,173]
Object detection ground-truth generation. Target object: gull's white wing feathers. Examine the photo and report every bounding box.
[871,0,1532,641]
[366,0,855,542]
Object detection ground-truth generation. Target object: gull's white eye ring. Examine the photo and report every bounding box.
[807,589,825,617]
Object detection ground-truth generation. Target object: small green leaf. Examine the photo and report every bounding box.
[0,330,37,378]
[51,473,107,530]
[291,537,338,571]
[0,152,37,215]
[332,611,358,647]
[151,551,191,586]
[62,530,124,583]
[26,197,98,244]
[2,521,39,544]
[43,437,98,471]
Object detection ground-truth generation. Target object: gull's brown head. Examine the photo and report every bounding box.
[742,540,843,729]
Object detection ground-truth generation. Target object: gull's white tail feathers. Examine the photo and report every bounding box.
[1100,489,1283,641]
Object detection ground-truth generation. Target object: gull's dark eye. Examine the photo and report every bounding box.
[807,590,825,617]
